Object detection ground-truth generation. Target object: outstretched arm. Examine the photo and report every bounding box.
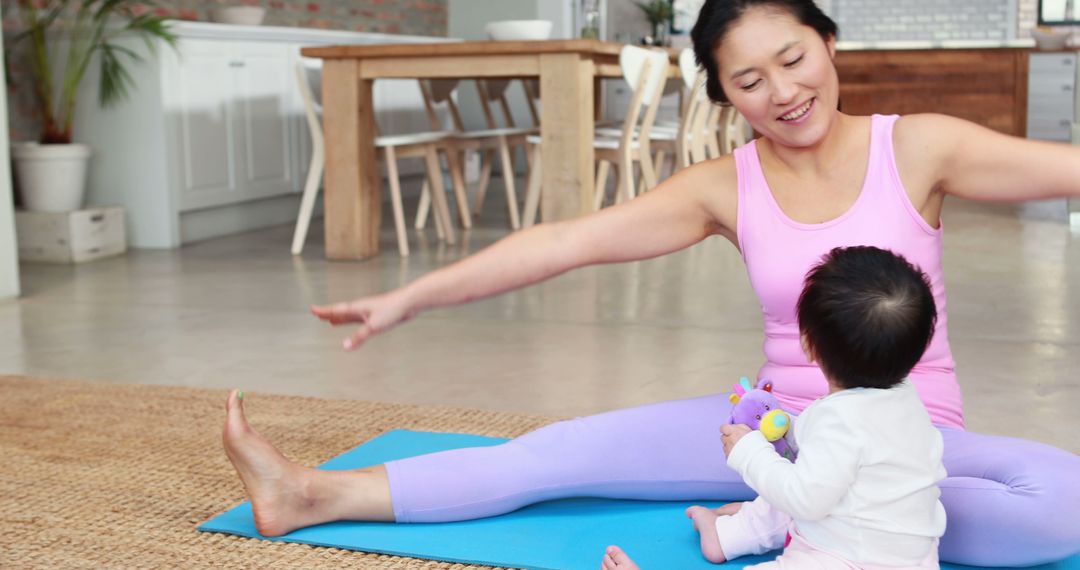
[905,113,1080,202]
[312,158,738,349]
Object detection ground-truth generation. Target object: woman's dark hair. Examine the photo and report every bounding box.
[691,0,838,105]
[797,246,937,391]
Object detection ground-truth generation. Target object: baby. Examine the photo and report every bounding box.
[603,246,947,569]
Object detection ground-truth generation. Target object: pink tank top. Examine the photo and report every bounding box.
[734,114,964,429]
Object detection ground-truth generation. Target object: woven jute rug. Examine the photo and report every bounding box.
[0,375,555,569]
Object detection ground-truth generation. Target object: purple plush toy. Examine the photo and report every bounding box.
[728,376,796,461]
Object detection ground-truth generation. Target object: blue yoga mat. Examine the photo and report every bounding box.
[200,430,1080,570]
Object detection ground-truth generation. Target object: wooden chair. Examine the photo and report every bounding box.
[600,49,720,184]
[414,79,537,231]
[411,79,473,232]
[470,79,542,224]
[522,45,670,227]
[624,49,750,173]
[642,48,711,178]
[718,105,750,154]
[290,60,459,257]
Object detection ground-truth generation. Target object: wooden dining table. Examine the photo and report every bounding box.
[300,39,679,260]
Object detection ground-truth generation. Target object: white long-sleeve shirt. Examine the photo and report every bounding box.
[727,379,947,566]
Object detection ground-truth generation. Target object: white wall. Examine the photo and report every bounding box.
[448,0,573,40]
[448,0,538,41]
[537,1,574,39]
[831,0,1013,42]
[447,0,574,134]
[0,6,21,300]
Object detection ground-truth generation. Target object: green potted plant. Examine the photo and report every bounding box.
[10,0,176,212]
[636,0,673,46]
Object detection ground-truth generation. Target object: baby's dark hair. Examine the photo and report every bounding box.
[691,0,838,105]
[797,246,937,390]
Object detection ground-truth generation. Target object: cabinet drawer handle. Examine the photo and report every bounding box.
[1063,84,1073,92]
[1061,120,1072,127]
[229,61,245,68]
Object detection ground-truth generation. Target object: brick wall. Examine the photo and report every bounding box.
[2,0,447,142]
[830,0,1013,42]
[831,0,1080,42]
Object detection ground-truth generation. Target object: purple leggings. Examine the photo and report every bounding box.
[384,393,1080,566]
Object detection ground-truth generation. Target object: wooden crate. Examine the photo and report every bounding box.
[15,207,126,263]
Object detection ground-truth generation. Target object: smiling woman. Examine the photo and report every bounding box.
[710,15,840,149]
[223,0,1080,567]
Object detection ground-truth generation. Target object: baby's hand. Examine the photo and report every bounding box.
[720,423,752,457]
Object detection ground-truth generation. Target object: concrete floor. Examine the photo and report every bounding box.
[1,191,1078,453]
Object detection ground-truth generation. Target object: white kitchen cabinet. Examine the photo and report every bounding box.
[1025,52,1080,227]
[69,22,448,248]
[165,38,295,213]
[1027,52,1077,142]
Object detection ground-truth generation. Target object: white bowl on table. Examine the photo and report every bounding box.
[484,20,553,41]
[1032,28,1071,51]
[209,6,267,26]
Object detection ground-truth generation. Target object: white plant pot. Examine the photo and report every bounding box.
[11,142,92,212]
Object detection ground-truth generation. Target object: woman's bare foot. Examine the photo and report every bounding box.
[222,389,330,536]
[222,389,396,536]
[601,545,640,570]
[686,505,730,563]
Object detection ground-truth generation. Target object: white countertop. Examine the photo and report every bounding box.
[837,38,1037,50]
[164,23,1051,51]
[164,20,454,45]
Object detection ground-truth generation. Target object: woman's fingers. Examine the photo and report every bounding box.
[310,303,345,322]
[343,325,373,351]
[312,295,406,350]
[311,302,367,325]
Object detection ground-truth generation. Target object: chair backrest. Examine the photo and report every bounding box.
[521,79,541,127]
[473,79,541,131]
[671,47,748,161]
[419,79,465,132]
[678,70,713,167]
[676,49,705,125]
[621,45,670,107]
[478,79,511,102]
[296,58,323,106]
[665,48,699,119]
[670,47,749,166]
[426,79,459,104]
[294,59,324,147]
[678,48,698,91]
[617,45,671,143]
[296,58,394,144]
[476,79,517,130]
[721,107,749,154]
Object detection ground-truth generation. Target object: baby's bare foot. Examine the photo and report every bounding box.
[222,389,325,537]
[713,501,743,517]
[601,545,640,570]
[686,505,728,563]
